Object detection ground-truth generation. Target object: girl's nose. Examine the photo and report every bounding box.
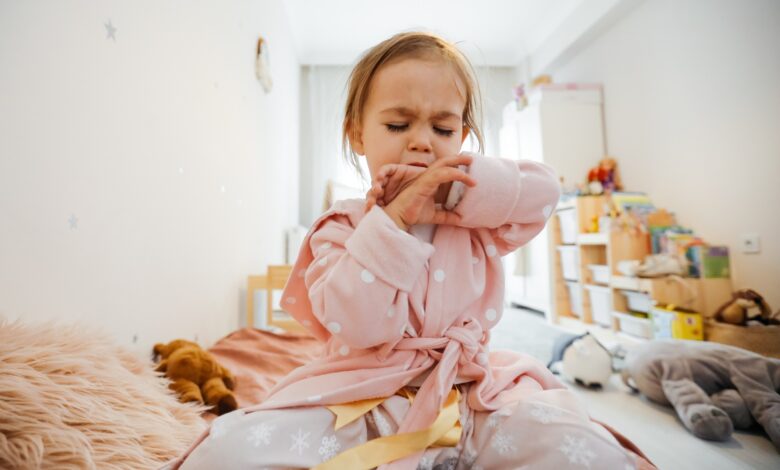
[407,130,432,153]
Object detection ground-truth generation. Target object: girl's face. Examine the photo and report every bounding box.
[350,58,470,179]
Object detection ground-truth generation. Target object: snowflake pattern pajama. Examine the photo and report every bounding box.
[180,386,639,469]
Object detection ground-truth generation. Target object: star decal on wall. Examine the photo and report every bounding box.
[105,19,117,42]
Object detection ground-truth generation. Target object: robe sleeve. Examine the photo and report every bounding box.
[281,202,435,349]
[452,152,561,256]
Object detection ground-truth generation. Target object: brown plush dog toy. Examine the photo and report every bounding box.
[153,339,238,415]
[715,289,778,326]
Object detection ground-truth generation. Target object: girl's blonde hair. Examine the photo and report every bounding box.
[342,31,485,177]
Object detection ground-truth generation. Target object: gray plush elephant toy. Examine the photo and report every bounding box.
[622,340,780,449]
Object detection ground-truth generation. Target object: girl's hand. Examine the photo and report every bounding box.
[381,154,476,230]
[365,164,425,212]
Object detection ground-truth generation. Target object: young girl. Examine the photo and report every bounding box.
[175,32,654,470]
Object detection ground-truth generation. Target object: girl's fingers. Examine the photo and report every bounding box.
[430,209,462,226]
[365,181,386,212]
[431,154,474,169]
[371,183,385,200]
[425,166,477,187]
[377,164,400,181]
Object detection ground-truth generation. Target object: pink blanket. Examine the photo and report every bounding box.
[207,328,321,412]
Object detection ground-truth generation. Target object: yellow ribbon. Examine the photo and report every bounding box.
[315,388,461,470]
[328,397,387,431]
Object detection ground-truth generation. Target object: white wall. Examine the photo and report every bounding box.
[551,0,780,308]
[0,0,300,351]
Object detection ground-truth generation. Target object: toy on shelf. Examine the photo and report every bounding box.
[581,157,624,195]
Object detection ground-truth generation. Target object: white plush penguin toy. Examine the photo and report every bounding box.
[549,333,614,388]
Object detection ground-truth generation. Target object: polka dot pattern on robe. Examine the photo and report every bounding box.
[434,269,446,282]
[318,256,328,266]
[360,269,375,283]
[286,296,296,305]
[485,245,497,257]
[485,308,497,321]
[327,322,342,334]
[542,204,553,218]
[339,345,350,356]
[306,395,321,403]
[387,306,395,318]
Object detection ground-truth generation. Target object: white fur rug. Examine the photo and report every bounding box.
[0,319,206,469]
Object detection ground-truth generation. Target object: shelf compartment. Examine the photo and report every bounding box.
[577,233,609,245]
[584,284,612,327]
[613,311,653,339]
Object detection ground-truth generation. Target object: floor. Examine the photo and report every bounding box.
[490,307,780,470]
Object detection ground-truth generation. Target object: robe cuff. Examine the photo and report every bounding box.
[453,154,523,228]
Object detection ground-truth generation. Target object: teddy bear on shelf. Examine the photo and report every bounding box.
[153,339,238,415]
[622,340,780,449]
[714,289,779,326]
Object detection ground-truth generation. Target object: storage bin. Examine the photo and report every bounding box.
[565,281,583,318]
[651,305,703,340]
[556,208,577,244]
[557,246,579,281]
[587,264,610,285]
[619,289,654,313]
[584,284,612,326]
[613,311,653,339]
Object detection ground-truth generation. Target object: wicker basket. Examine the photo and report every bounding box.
[704,320,780,358]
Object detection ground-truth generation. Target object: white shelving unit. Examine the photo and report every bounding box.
[500,85,606,318]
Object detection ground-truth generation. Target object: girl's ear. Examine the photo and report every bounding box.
[347,119,365,156]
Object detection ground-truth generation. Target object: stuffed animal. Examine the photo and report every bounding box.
[548,333,614,388]
[153,339,237,415]
[715,289,778,326]
[584,157,624,195]
[622,340,780,449]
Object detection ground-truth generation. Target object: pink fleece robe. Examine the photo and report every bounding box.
[240,153,564,466]
[171,154,655,470]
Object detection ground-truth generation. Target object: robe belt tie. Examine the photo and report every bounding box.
[316,320,485,470]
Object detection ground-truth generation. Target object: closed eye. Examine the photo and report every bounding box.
[386,123,408,133]
[434,127,454,137]
[385,123,454,137]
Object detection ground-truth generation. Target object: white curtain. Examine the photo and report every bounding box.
[299,65,368,227]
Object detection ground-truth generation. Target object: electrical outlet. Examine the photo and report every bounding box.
[740,234,761,254]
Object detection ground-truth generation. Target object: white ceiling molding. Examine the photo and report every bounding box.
[528,0,645,76]
[283,0,642,76]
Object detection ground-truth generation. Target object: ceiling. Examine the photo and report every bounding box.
[284,0,583,66]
